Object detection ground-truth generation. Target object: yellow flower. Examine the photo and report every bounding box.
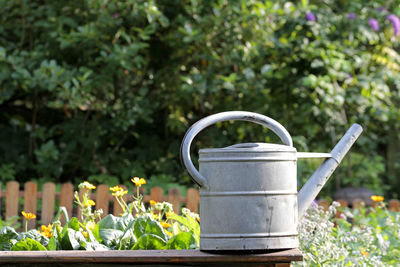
[361,249,369,257]
[165,230,173,237]
[84,199,96,207]
[40,224,53,238]
[82,231,88,238]
[371,195,384,202]
[80,181,96,190]
[21,211,36,220]
[150,200,157,205]
[110,185,123,193]
[150,214,159,220]
[160,222,171,228]
[165,211,175,217]
[86,221,96,231]
[41,224,52,232]
[131,177,146,187]
[112,190,128,197]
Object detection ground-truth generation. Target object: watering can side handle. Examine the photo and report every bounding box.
[180,111,293,188]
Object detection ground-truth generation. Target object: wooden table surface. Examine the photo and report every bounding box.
[0,249,302,266]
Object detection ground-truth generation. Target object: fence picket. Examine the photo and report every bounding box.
[150,187,164,203]
[5,181,19,219]
[186,188,199,213]
[168,188,181,214]
[6,179,400,232]
[317,199,330,211]
[389,199,400,212]
[23,182,37,229]
[352,198,364,209]
[96,184,109,218]
[41,182,56,225]
[335,199,348,219]
[113,185,127,216]
[59,183,74,223]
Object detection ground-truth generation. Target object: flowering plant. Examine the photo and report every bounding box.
[0,178,199,251]
[294,199,400,266]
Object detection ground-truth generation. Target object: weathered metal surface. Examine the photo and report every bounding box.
[0,249,302,266]
[180,111,362,251]
[180,111,293,188]
[297,123,363,218]
[199,143,298,250]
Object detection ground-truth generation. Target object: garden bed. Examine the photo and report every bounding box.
[0,249,302,266]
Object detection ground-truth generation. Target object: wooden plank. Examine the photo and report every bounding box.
[186,188,199,213]
[168,188,181,214]
[59,183,74,224]
[351,198,364,209]
[317,199,330,211]
[149,187,164,203]
[113,185,127,216]
[389,199,400,212]
[5,181,19,219]
[23,181,37,229]
[0,249,303,264]
[335,199,348,219]
[96,184,109,217]
[41,182,56,225]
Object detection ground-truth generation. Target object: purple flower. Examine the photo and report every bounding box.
[305,12,316,22]
[113,12,119,19]
[387,14,400,36]
[368,18,379,32]
[348,13,356,19]
[377,7,387,12]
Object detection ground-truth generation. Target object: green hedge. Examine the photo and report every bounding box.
[0,0,399,197]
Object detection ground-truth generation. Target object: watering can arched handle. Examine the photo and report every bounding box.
[180,111,293,188]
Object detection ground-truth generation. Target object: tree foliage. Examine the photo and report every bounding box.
[0,0,399,197]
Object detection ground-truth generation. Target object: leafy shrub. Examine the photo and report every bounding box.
[0,0,399,197]
[0,179,199,251]
[295,201,400,266]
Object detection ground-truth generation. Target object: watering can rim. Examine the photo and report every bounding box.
[199,142,332,158]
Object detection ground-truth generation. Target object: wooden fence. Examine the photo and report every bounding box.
[2,180,400,230]
[317,198,400,219]
[1,181,199,230]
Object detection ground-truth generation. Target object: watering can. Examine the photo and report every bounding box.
[180,111,363,251]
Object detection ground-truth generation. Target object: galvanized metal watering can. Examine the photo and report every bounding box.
[181,111,363,251]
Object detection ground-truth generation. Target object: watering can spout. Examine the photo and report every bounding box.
[297,123,363,219]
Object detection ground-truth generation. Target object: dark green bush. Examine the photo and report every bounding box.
[0,0,399,197]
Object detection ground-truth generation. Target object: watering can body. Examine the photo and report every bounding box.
[181,111,363,251]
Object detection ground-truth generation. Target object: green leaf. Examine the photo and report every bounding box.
[80,241,110,251]
[131,234,166,250]
[98,229,123,247]
[168,214,200,245]
[11,238,47,251]
[133,217,169,242]
[98,214,134,231]
[47,236,57,251]
[96,214,134,247]
[166,232,197,250]
[60,228,86,250]
[0,226,18,250]
[18,230,49,247]
[68,217,80,231]
[53,207,70,223]
[118,220,136,250]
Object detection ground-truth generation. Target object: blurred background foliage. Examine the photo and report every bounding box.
[0,0,399,198]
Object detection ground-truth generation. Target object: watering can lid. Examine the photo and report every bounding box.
[199,142,297,153]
